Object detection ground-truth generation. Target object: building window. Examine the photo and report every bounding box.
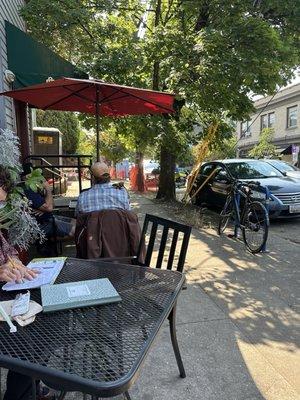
[261,114,268,131]
[287,106,297,128]
[268,112,275,128]
[241,121,251,138]
[261,112,275,131]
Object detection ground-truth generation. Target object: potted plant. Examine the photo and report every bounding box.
[0,128,45,249]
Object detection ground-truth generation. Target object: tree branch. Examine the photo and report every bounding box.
[73,19,106,53]
[133,14,154,34]
[194,2,210,31]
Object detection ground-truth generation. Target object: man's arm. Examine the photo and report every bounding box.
[122,188,131,210]
[38,181,54,213]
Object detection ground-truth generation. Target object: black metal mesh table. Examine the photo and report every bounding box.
[0,258,185,398]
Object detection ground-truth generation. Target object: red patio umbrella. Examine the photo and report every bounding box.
[0,77,175,160]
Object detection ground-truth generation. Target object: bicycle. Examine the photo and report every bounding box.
[218,179,269,254]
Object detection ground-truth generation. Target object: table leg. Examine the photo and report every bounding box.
[168,302,186,378]
[31,379,37,400]
[0,368,2,400]
[124,391,132,399]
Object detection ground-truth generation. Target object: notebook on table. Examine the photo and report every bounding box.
[41,278,121,313]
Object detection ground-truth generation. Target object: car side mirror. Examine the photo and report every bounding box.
[282,171,287,176]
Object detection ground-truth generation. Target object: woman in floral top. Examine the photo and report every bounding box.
[0,167,48,400]
[0,167,37,282]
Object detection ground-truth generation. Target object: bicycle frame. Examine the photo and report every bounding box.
[230,184,256,236]
[219,180,269,253]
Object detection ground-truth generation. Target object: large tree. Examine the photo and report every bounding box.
[23,0,300,199]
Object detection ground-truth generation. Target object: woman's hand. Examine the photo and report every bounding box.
[9,258,39,282]
[0,258,39,283]
[0,265,22,283]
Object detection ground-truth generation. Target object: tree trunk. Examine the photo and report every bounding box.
[156,146,176,200]
[152,0,176,201]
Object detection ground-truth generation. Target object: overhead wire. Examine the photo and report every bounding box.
[226,88,281,158]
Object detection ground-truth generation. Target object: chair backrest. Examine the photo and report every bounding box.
[137,214,191,272]
[75,209,141,259]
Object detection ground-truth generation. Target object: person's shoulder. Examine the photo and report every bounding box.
[111,182,126,190]
[78,187,91,199]
[24,187,42,199]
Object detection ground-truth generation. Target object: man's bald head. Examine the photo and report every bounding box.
[91,162,110,183]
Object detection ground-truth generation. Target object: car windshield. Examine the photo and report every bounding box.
[226,161,283,179]
[267,160,298,172]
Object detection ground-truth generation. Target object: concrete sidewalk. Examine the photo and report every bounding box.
[129,193,300,400]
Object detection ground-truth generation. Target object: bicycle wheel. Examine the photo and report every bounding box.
[218,196,234,235]
[241,201,269,253]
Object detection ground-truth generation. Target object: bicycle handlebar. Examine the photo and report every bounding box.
[246,181,261,189]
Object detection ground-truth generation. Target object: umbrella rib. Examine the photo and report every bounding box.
[120,90,174,113]
[99,87,174,113]
[98,87,124,103]
[46,85,129,110]
[100,93,131,104]
[62,85,127,107]
[63,86,96,103]
[43,84,91,109]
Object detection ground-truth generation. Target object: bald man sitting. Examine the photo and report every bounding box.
[75,162,130,215]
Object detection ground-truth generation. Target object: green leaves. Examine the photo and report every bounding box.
[249,128,277,158]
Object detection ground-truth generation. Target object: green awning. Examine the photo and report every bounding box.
[5,21,88,89]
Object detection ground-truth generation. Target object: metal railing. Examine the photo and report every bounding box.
[25,154,93,195]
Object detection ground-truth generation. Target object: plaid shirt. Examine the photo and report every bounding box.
[76,183,130,215]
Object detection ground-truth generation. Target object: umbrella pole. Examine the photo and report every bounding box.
[96,87,100,161]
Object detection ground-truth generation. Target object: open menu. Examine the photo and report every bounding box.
[2,258,66,291]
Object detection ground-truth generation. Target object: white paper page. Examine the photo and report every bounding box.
[2,258,65,291]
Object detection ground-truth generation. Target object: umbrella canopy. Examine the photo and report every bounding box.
[1,77,175,160]
[1,77,174,115]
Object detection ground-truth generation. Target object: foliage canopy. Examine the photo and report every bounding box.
[22,0,300,197]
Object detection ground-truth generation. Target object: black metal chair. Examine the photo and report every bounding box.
[102,213,192,272]
[137,213,192,272]
[138,214,191,380]
[100,213,192,384]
